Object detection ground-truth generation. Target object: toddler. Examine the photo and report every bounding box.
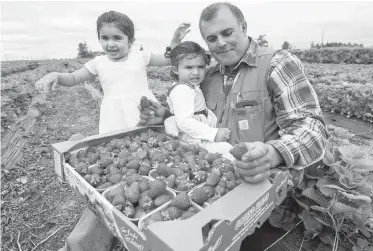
[165,41,234,160]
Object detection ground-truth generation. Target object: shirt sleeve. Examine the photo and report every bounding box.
[142,51,151,67]
[266,50,328,169]
[169,85,218,142]
[84,56,100,76]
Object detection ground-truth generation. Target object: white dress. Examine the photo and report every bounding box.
[85,49,158,134]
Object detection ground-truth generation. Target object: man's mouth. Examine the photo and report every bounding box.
[217,49,232,54]
[190,77,200,81]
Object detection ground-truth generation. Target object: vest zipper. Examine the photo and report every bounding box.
[220,75,228,123]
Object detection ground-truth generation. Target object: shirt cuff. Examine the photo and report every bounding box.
[266,140,294,168]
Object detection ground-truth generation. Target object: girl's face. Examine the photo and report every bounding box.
[174,54,206,86]
[98,23,132,61]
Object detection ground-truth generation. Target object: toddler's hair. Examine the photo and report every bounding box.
[96,11,135,42]
[170,41,210,80]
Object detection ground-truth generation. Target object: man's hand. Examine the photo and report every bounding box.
[214,128,231,142]
[234,142,284,183]
[138,99,168,126]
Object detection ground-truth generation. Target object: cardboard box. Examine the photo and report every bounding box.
[52,126,289,251]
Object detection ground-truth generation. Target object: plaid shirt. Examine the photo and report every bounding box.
[214,39,328,169]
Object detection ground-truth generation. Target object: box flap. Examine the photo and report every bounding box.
[147,179,273,251]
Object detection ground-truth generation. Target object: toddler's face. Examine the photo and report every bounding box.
[98,23,132,61]
[175,55,206,86]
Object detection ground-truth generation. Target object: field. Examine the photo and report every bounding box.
[1,59,372,251]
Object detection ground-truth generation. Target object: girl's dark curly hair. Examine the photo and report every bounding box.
[170,41,211,80]
[96,11,135,43]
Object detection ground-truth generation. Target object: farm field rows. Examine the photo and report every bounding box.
[1,59,372,251]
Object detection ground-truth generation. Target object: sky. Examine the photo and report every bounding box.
[1,0,373,61]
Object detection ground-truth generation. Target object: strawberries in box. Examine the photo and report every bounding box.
[52,126,289,251]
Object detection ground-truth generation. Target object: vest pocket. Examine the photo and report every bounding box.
[234,105,265,143]
[205,93,218,110]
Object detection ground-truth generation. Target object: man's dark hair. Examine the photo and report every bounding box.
[199,2,246,33]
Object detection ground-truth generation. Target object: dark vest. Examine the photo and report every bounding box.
[200,48,280,145]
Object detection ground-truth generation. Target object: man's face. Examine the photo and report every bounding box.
[200,7,249,68]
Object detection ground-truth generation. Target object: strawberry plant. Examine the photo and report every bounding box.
[269,124,373,251]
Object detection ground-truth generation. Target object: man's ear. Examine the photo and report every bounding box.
[241,21,247,34]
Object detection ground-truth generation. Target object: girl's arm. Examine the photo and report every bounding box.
[148,23,190,67]
[35,67,95,93]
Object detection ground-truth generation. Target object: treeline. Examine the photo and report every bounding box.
[290,47,373,64]
[310,41,364,49]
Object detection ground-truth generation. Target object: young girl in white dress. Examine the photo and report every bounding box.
[165,41,234,160]
[35,10,190,134]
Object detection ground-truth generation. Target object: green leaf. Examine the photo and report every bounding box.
[339,190,372,205]
[331,201,357,214]
[357,237,369,249]
[302,187,330,207]
[301,210,323,231]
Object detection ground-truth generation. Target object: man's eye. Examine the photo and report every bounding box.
[207,37,216,43]
[114,36,122,40]
[100,37,108,40]
[185,66,192,69]
[223,30,233,37]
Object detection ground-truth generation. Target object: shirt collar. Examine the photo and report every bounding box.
[211,37,258,75]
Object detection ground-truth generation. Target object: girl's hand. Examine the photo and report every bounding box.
[172,22,191,44]
[35,73,59,93]
[214,128,231,142]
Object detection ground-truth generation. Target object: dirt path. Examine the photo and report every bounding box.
[1,85,100,251]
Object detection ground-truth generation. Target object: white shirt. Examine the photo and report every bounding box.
[166,83,218,142]
[84,49,158,134]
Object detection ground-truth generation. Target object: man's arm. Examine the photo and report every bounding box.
[266,50,328,169]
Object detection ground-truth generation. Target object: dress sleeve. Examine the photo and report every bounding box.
[141,52,151,67]
[84,56,100,76]
[170,85,218,142]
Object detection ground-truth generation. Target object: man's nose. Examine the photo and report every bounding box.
[217,36,227,47]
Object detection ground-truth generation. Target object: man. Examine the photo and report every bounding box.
[140,2,328,249]
[142,2,327,183]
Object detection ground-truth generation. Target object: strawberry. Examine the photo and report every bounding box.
[107,174,122,184]
[165,174,176,188]
[136,149,148,160]
[169,192,191,210]
[172,168,184,177]
[139,195,154,211]
[165,140,180,151]
[156,163,172,177]
[96,182,113,190]
[118,149,131,159]
[126,168,137,177]
[126,159,140,170]
[156,133,167,143]
[212,158,224,167]
[223,171,236,181]
[126,174,141,186]
[154,194,171,207]
[203,185,215,198]
[176,181,190,191]
[87,173,101,187]
[140,96,150,108]
[236,179,244,185]
[148,179,167,199]
[77,149,86,159]
[206,173,220,186]
[226,180,237,190]
[218,179,227,188]
[178,163,189,172]
[117,158,128,168]
[180,210,196,220]
[99,157,114,168]
[76,162,89,174]
[88,165,104,175]
[204,152,218,164]
[85,145,97,155]
[229,143,249,160]
[162,206,182,220]
[138,165,151,175]
[193,170,208,184]
[87,153,100,164]
[122,204,136,218]
[125,182,140,204]
[215,186,227,196]
[191,187,209,205]
[138,179,149,193]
